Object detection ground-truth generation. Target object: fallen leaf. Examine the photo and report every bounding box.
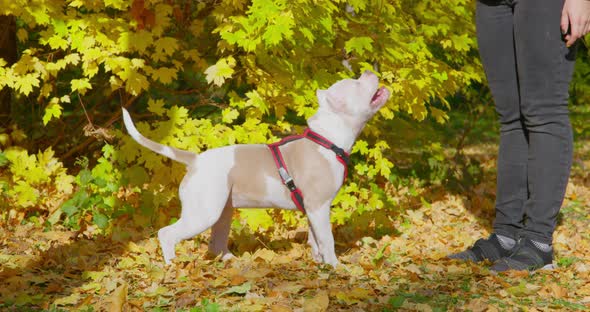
[53,293,81,306]
[271,304,293,312]
[303,290,329,312]
[109,282,127,312]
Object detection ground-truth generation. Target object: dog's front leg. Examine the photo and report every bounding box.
[307,226,322,262]
[306,204,339,267]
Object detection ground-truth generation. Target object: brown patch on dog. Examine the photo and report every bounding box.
[229,144,287,205]
[281,140,341,212]
[229,140,343,211]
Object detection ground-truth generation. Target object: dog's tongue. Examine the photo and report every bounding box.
[371,87,384,102]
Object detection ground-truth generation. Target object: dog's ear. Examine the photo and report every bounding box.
[317,89,345,112]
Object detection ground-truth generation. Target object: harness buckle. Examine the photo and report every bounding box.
[330,145,349,164]
[278,167,297,191]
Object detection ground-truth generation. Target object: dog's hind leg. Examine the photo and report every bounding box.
[208,199,234,261]
[157,170,231,265]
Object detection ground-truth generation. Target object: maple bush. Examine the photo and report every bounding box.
[0,0,586,234]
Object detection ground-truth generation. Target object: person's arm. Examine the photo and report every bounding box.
[561,0,590,47]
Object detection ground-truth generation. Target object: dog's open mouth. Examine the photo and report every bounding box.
[370,87,387,106]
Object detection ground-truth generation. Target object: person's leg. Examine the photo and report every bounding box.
[514,0,575,244]
[476,0,530,241]
[449,0,523,262]
[491,0,577,272]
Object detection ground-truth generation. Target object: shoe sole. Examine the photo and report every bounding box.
[490,263,557,275]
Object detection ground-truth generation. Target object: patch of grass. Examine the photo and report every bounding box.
[556,256,580,268]
[551,298,588,310]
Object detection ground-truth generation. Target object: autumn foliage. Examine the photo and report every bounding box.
[0,0,483,231]
[2,0,590,311]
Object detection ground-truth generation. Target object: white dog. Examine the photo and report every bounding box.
[122,70,390,266]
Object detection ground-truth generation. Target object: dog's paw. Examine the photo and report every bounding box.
[158,229,177,265]
[326,259,340,268]
[311,251,323,263]
[221,253,235,262]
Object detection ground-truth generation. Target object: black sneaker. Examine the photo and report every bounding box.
[490,237,555,272]
[448,233,514,262]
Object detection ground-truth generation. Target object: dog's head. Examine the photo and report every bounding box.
[316,70,390,121]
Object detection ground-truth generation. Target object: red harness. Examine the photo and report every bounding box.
[267,128,350,214]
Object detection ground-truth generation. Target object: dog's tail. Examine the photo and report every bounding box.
[121,108,197,166]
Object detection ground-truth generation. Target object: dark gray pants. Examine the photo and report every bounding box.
[476,0,577,244]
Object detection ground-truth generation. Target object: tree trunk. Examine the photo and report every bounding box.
[0,15,17,127]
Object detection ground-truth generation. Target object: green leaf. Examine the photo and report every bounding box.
[344,36,374,55]
[78,169,93,185]
[61,199,79,217]
[389,296,405,308]
[220,282,251,296]
[0,152,8,167]
[93,212,109,229]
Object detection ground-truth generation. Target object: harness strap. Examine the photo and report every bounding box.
[267,128,349,214]
[303,128,350,183]
[268,143,306,213]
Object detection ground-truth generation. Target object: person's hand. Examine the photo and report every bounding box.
[561,0,590,47]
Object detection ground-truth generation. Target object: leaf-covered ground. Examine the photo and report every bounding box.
[1,138,590,311]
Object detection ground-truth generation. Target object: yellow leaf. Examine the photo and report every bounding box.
[69,0,84,7]
[109,282,128,312]
[204,56,235,86]
[43,100,62,125]
[48,35,68,50]
[152,67,177,85]
[124,71,149,96]
[154,37,178,56]
[64,53,80,65]
[252,248,276,263]
[14,73,40,96]
[16,29,28,42]
[303,290,329,312]
[222,108,239,124]
[71,78,92,95]
[14,56,36,76]
[273,282,304,294]
[53,293,81,306]
[147,98,166,116]
[130,30,153,53]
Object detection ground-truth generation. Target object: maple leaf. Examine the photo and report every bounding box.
[152,67,177,85]
[124,71,149,96]
[262,15,294,46]
[70,78,92,95]
[222,108,240,124]
[147,98,166,116]
[64,53,80,65]
[130,30,153,53]
[345,36,374,56]
[14,73,40,96]
[204,56,236,87]
[43,101,63,125]
[451,34,472,51]
[154,37,178,56]
[16,29,28,43]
